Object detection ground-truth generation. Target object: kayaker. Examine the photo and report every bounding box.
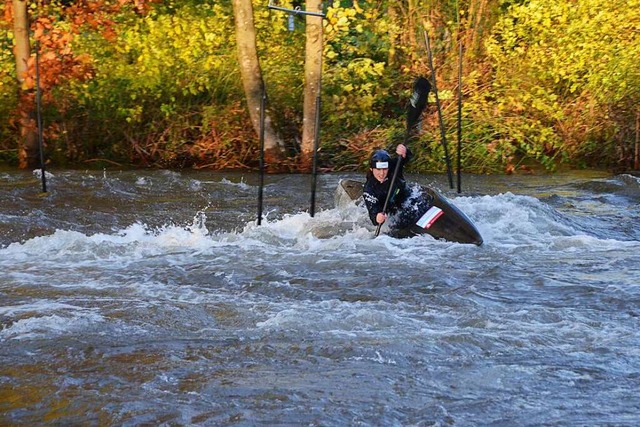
[363,144,413,227]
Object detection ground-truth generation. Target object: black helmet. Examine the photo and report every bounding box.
[370,150,390,169]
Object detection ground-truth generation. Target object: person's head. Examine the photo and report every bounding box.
[370,149,390,183]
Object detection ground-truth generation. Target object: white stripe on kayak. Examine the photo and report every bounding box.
[416,206,444,229]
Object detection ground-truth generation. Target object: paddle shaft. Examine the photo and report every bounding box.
[374,146,406,237]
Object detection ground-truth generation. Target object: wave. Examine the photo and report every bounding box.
[1,190,638,266]
[0,311,105,341]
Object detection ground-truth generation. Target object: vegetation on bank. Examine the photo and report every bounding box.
[1,0,639,173]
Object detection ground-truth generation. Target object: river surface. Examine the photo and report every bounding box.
[1,168,639,426]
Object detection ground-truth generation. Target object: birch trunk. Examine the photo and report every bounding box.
[231,0,284,164]
[12,0,39,169]
[300,0,323,171]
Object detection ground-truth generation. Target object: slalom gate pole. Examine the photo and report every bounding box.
[424,30,454,189]
[635,111,639,171]
[257,88,266,225]
[309,94,321,217]
[309,17,324,217]
[35,41,47,193]
[457,42,463,194]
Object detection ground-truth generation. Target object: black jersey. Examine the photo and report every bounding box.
[362,155,412,226]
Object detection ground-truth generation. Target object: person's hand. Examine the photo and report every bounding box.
[396,144,407,158]
[376,212,387,224]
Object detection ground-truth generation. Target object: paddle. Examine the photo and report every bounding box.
[374,76,431,237]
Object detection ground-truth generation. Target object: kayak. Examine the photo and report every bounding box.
[335,179,483,245]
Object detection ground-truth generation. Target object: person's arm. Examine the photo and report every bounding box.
[387,145,412,173]
[375,212,388,224]
[396,144,413,163]
[388,146,411,204]
[363,184,386,225]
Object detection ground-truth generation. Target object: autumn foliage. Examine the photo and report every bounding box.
[1,0,639,172]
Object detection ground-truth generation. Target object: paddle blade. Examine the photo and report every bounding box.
[406,76,431,131]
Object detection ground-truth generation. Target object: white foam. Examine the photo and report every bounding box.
[256,299,422,337]
[0,300,84,317]
[188,179,202,191]
[32,168,55,180]
[620,174,640,187]
[240,204,373,252]
[135,176,149,186]
[0,214,215,263]
[456,192,574,246]
[220,177,252,190]
[550,234,639,252]
[1,191,633,271]
[0,311,105,341]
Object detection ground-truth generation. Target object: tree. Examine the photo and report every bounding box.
[300,0,323,171]
[6,0,150,168]
[481,0,640,170]
[11,0,38,169]
[231,0,284,164]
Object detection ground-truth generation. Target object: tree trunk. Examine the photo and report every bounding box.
[388,3,398,66]
[12,0,39,169]
[300,0,323,171]
[231,0,284,164]
[467,0,489,60]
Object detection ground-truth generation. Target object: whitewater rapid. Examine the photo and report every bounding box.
[1,170,639,425]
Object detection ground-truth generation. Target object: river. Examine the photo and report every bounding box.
[1,168,639,426]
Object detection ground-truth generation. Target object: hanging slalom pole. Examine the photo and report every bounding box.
[257,87,266,225]
[308,15,324,217]
[635,111,639,171]
[309,93,321,217]
[456,41,463,194]
[455,0,463,194]
[35,40,47,193]
[424,30,454,190]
